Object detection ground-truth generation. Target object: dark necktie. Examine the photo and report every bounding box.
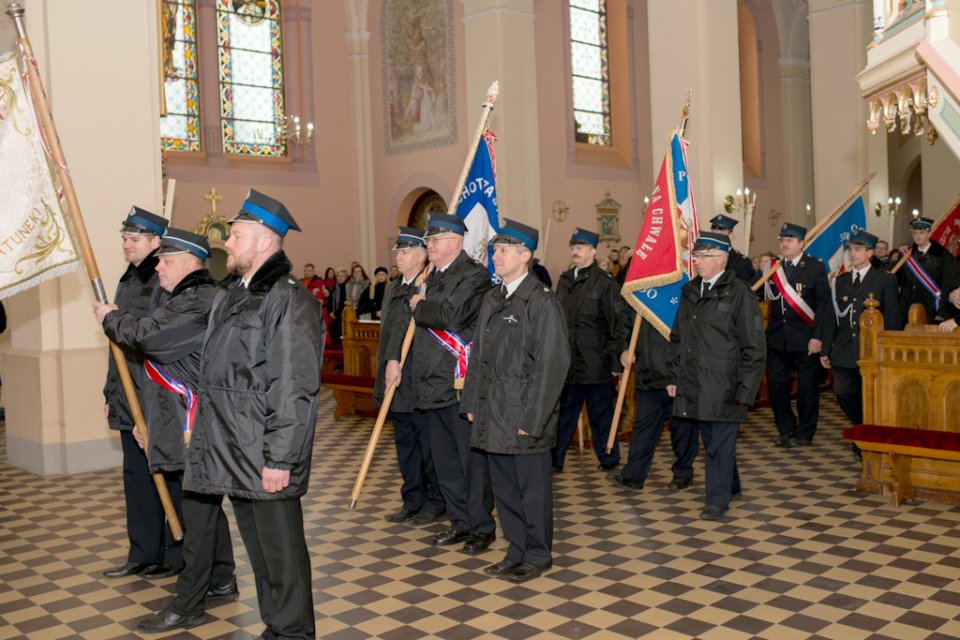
[783,260,795,279]
[853,272,861,288]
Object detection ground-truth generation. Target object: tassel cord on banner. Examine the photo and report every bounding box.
[5,1,183,540]
[349,82,500,509]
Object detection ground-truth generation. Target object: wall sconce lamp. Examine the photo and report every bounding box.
[723,187,757,219]
[874,196,901,217]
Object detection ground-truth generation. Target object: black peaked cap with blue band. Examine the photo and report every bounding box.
[121,206,168,236]
[157,227,211,261]
[492,218,538,252]
[910,217,934,230]
[693,231,732,253]
[230,189,301,237]
[778,222,807,239]
[848,230,879,248]
[394,226,427,249]
[424,213,467,237]
[709,214,739,230]
[569,227,599,247]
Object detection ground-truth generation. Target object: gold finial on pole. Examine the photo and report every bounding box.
[677,90,692,138]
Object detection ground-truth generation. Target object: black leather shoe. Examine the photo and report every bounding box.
[204,575,239,603]
[597,461,618,470]
[510,563,546,582]
[408,510,445,526]
[102,562,157,578]
[608,473,643,490]
[667,477,692,491]
[790,436,812,447]
[385,507,417,523]
[552,465,563,473]
[699,505,727,521]
[142,563,184,579]
[484,557,520,576]
[775,435,793,447]
[432,528,471,546]
[462,532,496,554]
[137,609,205,633]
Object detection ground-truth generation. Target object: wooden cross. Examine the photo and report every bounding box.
[202,187,223,215]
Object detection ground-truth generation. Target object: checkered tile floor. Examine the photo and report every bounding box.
[2,390,960,639]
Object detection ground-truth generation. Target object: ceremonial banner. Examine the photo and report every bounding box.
[621,131,698,339]
[0,54,78,299]
[455,130,499,273]
[804,194,867,274]
[930,195,960,256]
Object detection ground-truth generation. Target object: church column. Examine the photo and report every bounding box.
[346,0,377,272]
[780,56,815,225]
[2,0,163,474]
[808,0,873,219]
[461,0,542,230]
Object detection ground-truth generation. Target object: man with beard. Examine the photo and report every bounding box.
[100,207,180,580]
[95,229,239,633]
[185,190,324,640]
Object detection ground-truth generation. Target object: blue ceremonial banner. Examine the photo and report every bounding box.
[455,130,499,274]
[621,132,698,338]
[805,195,867,273]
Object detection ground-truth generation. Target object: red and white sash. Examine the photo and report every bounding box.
[145,360,197,446]
[426,329,471,389]
[768,258,815,328]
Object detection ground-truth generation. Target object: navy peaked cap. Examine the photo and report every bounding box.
[709,214,739,230]
[230,189,301,237]
[157,227,210,260]
[121,206,168,236]
[778,222,807,239]
[492,218,538,251]
[848,230,879,248]
[910,217,934,230]
[693,231,731,253]
[424,213,467,237]
[394,226,426,249]
[569,228,599,247]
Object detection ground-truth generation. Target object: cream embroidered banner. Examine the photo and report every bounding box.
[0,53,78,299]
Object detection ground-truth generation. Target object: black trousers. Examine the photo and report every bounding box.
[488,452,553,569]
[767,347,822,440]
[169,492,236,616]
[620,390,698,485]
[391,410,445,515]
[424,404,495,536]
[120,430,183,566]
[553,382,620,469]
[831,365,863,425]
[232,498,315,640]
[697,421,741,510]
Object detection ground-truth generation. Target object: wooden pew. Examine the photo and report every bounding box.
[843,300,960,506]
[322,306,379,418]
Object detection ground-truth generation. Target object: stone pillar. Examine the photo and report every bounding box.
[808,0,873,220]
[462,0,542,230]
[779,56,815,225]
[2,0,163,474]
[647,0,744,241]
[346,0,377,273]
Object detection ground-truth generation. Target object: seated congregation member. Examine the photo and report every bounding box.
[375,227,445,526]
[408,213,495,554]
[820,231,901,426]
[898,217,959,324]
[95,228,239,633]
[462,219,570,582]
[763,223,831,447]
[552,228,630,473]
[668,232,766,521]
[609,319,698,492]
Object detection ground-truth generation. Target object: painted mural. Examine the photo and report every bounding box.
[381,0,456,155]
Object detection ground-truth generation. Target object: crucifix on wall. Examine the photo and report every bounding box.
[203,187,223,215]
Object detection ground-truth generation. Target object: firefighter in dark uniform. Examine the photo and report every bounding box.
[609,319,699,492]
[96,229,240,633]
[462,219,570,582]
[669,232,766,521]
[552,228,630,472]
[763,222,831,447]
[375,227,445,526]
[709,214,756,283]
[100,207,182,579]
[821,231,901,425]
[185,190,324,640]
[898,216,960,324]
[407,213,496,554]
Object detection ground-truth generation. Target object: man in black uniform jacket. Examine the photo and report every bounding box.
[552,228,630,472]
[609,319,699,492]
[376,227,445,526]
[821,231,901,425]
[463,219,570,582]
[763,222,830,447]
[96,229,239,633]
[898,216,960,324]
[709,214,756,283]
[100,207,181,579]
[186,190,324,640]
[407,213,495,554]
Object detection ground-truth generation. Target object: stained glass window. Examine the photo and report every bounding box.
[570,0,611,145]
[217,0,285,156]
[161,0,201,152]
